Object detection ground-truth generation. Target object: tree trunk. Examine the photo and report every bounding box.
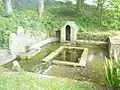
[76,0,85,11]
[3,0,13,17]
[76,0,80,11]
[100,5,103,26]
[38,0,44,18]
[81,0,85,9]
[97,0,105,26]
[96,0,102,12]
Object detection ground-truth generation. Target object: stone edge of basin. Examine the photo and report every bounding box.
[41,46,64,63]
[41,46,88,67]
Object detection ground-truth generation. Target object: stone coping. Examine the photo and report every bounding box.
[76,40,107,46]
[42,46,88,67]
[18,37,57,58]
[42,46,64,62]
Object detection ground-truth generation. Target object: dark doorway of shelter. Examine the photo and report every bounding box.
[56,29,61,42]
[66,25,71,41]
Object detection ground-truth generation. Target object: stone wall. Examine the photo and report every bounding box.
[76,40,107,46]
[108,36,120,60]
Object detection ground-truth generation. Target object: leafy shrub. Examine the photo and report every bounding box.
[0,28,11,47]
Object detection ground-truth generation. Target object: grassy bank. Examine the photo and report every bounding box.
[0,68,100,90]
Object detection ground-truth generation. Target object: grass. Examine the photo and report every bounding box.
[0,70,99,90]
[44,5,100,30]
[0,66,9,73]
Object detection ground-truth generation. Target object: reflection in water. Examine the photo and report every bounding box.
[55,49,83,63]
[56,46,106,63]
[88,54,94,61]
[87,46,106,62]
[88,52,104,62]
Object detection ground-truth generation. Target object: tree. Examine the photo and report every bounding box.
[38,0,44,18]
[2,0,13,17]
[96,0,102,12]
[76,0,80,11]
[96,0,107,25]
[108,0,120,28]
[95,0,120,28]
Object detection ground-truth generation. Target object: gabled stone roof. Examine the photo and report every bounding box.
[61,21,79,31]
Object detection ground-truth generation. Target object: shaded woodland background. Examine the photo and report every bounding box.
[0,0,120,47]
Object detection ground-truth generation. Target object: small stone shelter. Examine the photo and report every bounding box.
[60,21,79,42]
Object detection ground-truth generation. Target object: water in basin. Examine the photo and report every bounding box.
[55,48,83,63]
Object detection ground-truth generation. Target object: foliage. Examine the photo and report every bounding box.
[0,10,48,47]
[105,0,120,29]
[45,5,100,30]
[95,0,120,29]
[104,58,120,89]
[0,28,10,47]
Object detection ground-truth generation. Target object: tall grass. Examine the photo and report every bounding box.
[104,58,120,89]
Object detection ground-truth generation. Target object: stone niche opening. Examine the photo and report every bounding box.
[66,25,71,41]
[60,21,79,42]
